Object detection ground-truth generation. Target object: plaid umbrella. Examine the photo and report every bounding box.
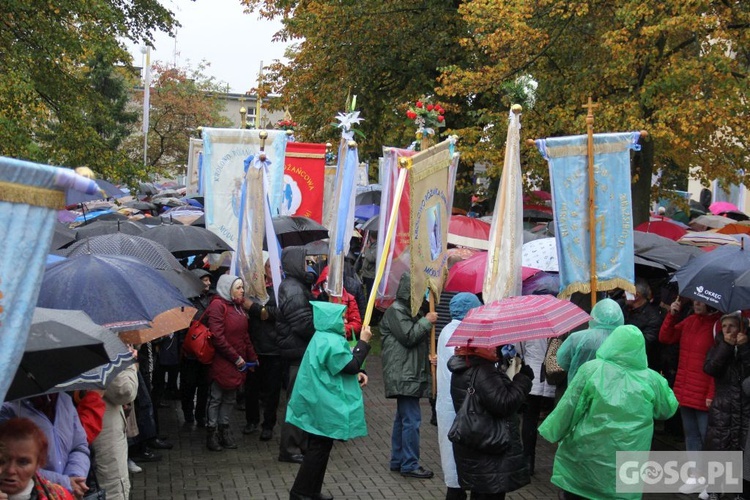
[445,295,590,348]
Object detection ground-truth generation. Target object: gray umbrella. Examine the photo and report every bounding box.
[33,308,135,394]
[633,230,704,270]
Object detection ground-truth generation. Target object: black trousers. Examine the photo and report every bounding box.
[521,394,554,463]
[180,358,209,424]
[245,354,283,429]
[291,433,334,496]
[279,362,308,457]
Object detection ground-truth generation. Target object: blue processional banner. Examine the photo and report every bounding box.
[0,157,98,402]
[535,132,640,298]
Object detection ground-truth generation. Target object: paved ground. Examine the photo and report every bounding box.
[131,355,690,499]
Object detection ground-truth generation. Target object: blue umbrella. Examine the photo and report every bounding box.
[66,179,126,205]
[673,240,750,312]
[38,254,193,331]
[355,204,380,221]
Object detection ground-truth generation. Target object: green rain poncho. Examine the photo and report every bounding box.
[557,298,624,382]
[285,301,367,441]
[538,325,678,500]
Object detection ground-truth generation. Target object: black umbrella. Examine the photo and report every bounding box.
[141,225,233,257]
[75,212,128,225]
[190,214,205,227]
[134,216,185,226]
[29,308,135,395]
[74,219,147,239]
[7,315,109,401]
[721,210,750,222]
[63,233,204,298]
[523,209,554,221]
[271,215,329,248]
[51,223,77,250]
[633,230,703,270]
[673,240,750,312]
[303,239,329,256]
[124,200,157,211]
[634,255,669,278]
[355,185,381,206]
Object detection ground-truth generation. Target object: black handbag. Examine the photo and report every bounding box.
[448,368,511,455]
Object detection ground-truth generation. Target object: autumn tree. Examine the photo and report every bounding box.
[241,0,469,160]
[438,0,750,224]
[0,0,178,178]
[122,61,232,181]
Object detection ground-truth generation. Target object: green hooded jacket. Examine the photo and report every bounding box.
[285,301,367,440]
[380,274,432,398]
[557,298,624,382]
[538,325,678,500]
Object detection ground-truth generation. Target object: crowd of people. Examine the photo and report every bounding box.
[5,219,750,500]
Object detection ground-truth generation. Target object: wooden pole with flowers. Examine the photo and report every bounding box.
[406,98,446,151]
[405,97,446,398]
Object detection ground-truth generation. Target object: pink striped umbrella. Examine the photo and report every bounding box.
[445,295,591,347]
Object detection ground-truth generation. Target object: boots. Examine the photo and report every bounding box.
[219,424,238,449]
[526,454,535,476]
[206,427,223,452]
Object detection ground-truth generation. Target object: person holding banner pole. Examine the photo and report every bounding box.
[381,273,437,479]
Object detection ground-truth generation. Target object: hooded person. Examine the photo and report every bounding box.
[204,274,258,452]
[312,265,362,340]
[539,325,678,500]
[275,246,317,464]
[556,298,624,383]
[380,273,438,479]
[286,301,372,500]
[436,293,482,500]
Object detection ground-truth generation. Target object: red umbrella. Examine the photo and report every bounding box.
[634,220,687,241]
[445,295,591,347]
[447,215,491,250]
[444,252,540,293]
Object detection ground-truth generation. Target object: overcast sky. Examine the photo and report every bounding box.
[125,0,290,93]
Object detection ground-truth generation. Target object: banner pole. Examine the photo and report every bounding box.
[362,164,408,328]
[584,97,598,309]
[429,289,437,399]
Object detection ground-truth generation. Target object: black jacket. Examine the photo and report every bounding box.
[447,355,531,494]
[623,302,664,369]
[275,246,316,362]
[248,284,279,356]
[704,336,750,451]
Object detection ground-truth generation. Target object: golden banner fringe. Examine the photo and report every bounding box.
[0,181,65,209]
[557,277,636,300]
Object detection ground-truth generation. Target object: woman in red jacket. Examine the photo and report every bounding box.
[205,274,258,452]
[659,298,721,493]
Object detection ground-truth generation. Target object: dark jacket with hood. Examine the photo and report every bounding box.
[275,246,316,362]
[248,283,279,356]
[447,354,532,494]
[380,274,432,398]
[704,333,750,452]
